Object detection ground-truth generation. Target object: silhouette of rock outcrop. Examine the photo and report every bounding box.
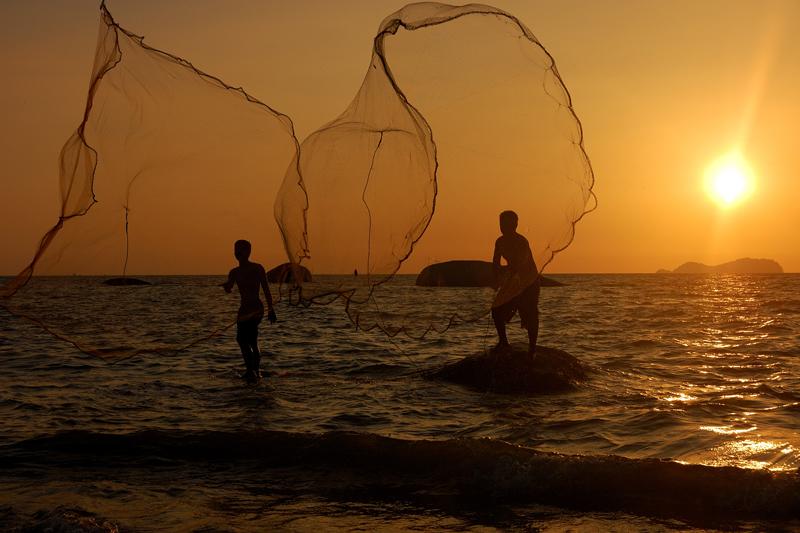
[659,258,783,274]
[429,345,585,394]
[103,277,151,286]
[267,263,312,283]
[416,260,563,287]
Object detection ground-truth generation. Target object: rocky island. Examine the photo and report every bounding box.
[267,262,312,283]
[657,258,783,274]
[103,277,151,286]
[416,260,563,287]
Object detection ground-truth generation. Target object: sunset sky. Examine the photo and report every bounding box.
[1,0,798,274]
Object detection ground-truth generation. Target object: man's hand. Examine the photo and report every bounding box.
[267,308,277,324]
[492,268,509,291]
[220,282,233,294]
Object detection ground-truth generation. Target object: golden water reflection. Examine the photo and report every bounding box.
[700,424,756,435]
[659,275,798,471]
[661,392,697,403]
[699,439,796,471]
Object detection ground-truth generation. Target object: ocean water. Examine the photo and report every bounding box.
[1,274,798,531]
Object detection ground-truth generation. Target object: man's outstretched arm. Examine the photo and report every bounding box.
[221,269,235,293]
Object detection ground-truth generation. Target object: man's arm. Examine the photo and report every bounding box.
[520,235,539,279]
[259,265,277,323]
[492,239,502,289]
[221,269,235,293]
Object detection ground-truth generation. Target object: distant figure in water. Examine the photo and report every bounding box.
[492,210,540,357]
[222,240,277,382]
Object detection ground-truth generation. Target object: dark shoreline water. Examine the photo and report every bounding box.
[6,428,800,516]
[1,274,799,530]
[2,429,799,531]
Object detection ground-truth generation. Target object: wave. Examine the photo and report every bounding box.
[3,430,798,521]
[755,383,800,402]
[0,505,120,533]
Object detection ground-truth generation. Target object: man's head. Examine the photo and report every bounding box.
[234,239,251,261]
[499,210,518,235]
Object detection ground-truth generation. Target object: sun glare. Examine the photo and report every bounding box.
[705,153,755,207]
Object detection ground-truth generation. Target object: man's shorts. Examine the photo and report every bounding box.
[236,306,264,342]
[491,280,540,330]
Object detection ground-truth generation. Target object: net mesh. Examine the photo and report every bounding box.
[275,3,596,335]
[1,2,595,358]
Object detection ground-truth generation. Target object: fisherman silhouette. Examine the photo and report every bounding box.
[221,240,277,382]
[491,211,540,357]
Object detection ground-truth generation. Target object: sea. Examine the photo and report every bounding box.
[1,274,798,532]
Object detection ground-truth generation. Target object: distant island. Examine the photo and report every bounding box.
[416,260,563,287]
[103,277,151,286]
[657,258,783,274]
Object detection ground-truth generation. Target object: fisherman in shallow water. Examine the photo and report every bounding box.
[492,210,540,358]
[222,239,277,382]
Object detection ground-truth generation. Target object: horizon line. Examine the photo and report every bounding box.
[1,272,796,278]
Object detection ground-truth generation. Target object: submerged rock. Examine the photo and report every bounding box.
[430,345,585,394]
[416,260,563,287]
[102,277,151,286]
[267,262,312,283]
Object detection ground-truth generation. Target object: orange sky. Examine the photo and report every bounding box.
[1,0,799,274]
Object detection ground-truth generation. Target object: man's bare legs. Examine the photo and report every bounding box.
[527,312,539,358]
[492,309,512,353]
[236,318,261,379]
[492,309,539,358]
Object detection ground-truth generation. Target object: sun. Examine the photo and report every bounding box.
[705,153,755,207]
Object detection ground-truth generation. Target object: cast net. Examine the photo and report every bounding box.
[1,2,595,358]
[275,3,595,335]
[0,4,299,359]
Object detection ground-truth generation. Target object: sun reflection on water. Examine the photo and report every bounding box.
[700,439,797,471]
[700,424,756,435]
[648,274,799,471]
[661,392,697,403]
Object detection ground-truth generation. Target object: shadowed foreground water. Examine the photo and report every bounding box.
[1,274,798,531]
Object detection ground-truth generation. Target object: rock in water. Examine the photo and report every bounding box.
[267,262,312,283]
[430,345,585,394]
[416,260,564,287]
[102,277,151,286]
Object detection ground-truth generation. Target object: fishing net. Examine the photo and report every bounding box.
[275,3,595,335]
[1,2,595,358]
[0,4,299,358]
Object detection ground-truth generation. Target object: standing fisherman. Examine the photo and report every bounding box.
[222,239,277,382]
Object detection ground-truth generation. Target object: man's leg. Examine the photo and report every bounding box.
[521,282,541,357]
[236,322,252,371]
[492,306,511,350]
[251,312,265,376]
[527,311,539,357]
[248,325,261,377]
